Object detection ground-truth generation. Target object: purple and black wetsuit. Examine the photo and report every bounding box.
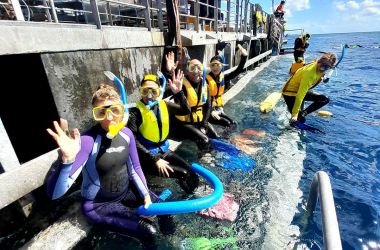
[47,125,160,246]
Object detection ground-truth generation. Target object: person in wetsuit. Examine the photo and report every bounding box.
[207,44,248,127]
[127,71,200,194]
[46,84,173,249]
[282,52,337,124]
[164,52,219,149]
[294,33,311,62]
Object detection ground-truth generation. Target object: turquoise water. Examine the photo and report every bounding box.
[76,32,380,249]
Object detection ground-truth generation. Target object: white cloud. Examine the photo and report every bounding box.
[365,6,380,14]
[286,0,310,11]
[347,1,360,9]
[334,1,346,11]
[362,0,380,7]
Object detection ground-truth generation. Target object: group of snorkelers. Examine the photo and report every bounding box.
[46,33,340,247]
[47,44,249,249]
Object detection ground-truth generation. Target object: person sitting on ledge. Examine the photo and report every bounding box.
[46,84,174,249]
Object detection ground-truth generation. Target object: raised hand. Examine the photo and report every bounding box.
[46,118,80,163]
[155,159,174,177]
[167,69,184,94]
[165,51,179,73]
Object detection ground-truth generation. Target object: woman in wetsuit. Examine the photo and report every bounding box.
[207,44,248,127]
[127,71,199,194]
[282,52,337,124]
[46,84,172,249]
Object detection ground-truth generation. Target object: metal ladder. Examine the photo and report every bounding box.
[305,171,342,250]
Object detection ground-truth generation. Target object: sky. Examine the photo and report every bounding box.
[255,0,380,34]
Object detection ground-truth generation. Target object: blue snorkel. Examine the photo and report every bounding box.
[103,71,129,139]
[323,45,345,83]
[202,68,207,103]
[146,71,167,109]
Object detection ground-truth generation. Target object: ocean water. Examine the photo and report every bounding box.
[282,32,380,250]
[221,31,380,249]
[75,32,380,249]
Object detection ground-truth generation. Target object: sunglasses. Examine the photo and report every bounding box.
[188,64,204,72]
[92,104,124,121]
[139,87,160,97]
[210,62,222,68]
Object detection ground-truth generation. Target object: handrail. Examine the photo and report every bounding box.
[2,0,270,34]
[306,171,342,250]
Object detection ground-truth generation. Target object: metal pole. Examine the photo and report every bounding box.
[42,0,52,22]
[157,0,163,30]
[90,0,102,29]
[9,0,24,21]
[306,171,343,250]
[195,0,200,32]
[106,2,113,25]
[249,3,253,34]
[243,0,248,33]
[227,0,230,32]
[235,0,239,32]
[142,0,151,31]
[214,0,218,32]
[48,0,59,22]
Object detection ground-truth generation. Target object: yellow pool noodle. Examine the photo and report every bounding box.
[318,110,333,117]
[260,92,282,113]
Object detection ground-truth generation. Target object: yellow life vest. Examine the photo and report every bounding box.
[136,100,169,143]
[289,62,305,75]
[175,78,208,123]
[256,11,262,27]
[206,74,225,107]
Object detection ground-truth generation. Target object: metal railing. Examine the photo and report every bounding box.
[306,171,342,250]
[0,0,271,34]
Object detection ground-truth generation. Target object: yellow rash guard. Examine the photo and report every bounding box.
[282,61,323,116]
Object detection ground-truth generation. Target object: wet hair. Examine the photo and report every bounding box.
[210,55,223,64]
[91,84,121,106]
[318,52,337,67]
[281,1,285,4]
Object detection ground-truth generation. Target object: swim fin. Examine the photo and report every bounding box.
[209,138,255,171]
[290,121,322,133]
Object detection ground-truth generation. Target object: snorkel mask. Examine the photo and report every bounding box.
[103,71,129,139]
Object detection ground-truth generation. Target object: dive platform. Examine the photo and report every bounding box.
[0,0,286,248]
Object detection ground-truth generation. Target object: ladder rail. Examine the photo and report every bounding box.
[306,171,342,250]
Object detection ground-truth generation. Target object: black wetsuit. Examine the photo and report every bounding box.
[207,54,248,127]
[169,77,219,149]
[294,37,309,61]
[128,91,200,193]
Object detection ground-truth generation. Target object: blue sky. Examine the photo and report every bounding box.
[255,0,380,34]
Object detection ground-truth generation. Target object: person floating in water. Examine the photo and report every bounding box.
[294,33,311,62]
[206,44,248,127]
[282,52,337,124]
[46,84,174,249]
[127,68,200,194]
[344,44,362,48]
